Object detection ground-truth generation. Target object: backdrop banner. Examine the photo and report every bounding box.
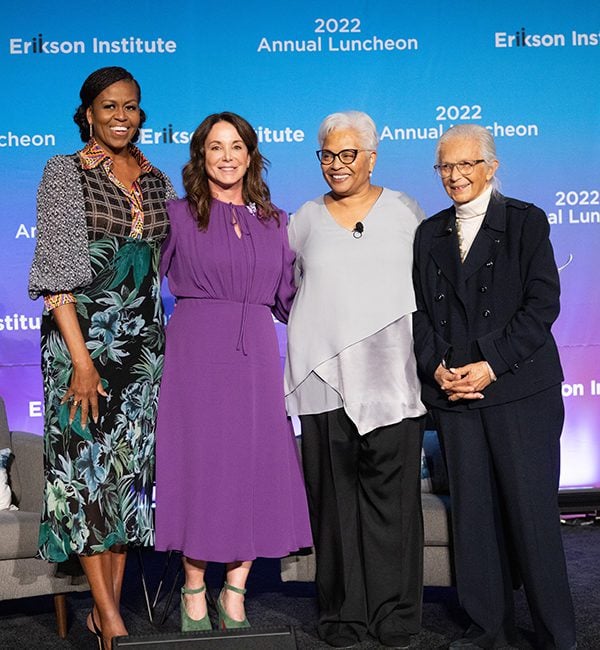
[1,1,598,489]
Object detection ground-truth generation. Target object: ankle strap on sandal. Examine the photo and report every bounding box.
[181,584,206,595]
[223,582,246,595]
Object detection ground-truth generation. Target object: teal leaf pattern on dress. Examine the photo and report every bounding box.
[38,235,164,561]
[108,238,151,290]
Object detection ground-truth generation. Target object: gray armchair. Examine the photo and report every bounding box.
[0,396,88,638]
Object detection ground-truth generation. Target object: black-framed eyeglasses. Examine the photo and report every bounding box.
[433,159,485,178]
[316,149,371,165]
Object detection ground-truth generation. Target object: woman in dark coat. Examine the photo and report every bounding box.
[412,124,576,650]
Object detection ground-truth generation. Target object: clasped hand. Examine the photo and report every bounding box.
[434,361,494,402]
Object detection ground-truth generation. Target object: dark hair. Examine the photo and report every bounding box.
[73,66,146,143]
[183,112,278,230]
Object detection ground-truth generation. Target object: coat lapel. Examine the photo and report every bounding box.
[462,195,507,280]
[429,207,465,299]
[431,207,461,285]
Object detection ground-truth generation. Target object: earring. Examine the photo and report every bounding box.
[89,123,93,139]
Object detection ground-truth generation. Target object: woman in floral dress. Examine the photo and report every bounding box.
[29,66,176,649]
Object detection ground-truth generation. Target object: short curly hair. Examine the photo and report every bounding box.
[73,66,146,143]
[317,110,379,151]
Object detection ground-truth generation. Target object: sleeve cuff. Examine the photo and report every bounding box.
[43,292,77,311]
[485,361,497,382]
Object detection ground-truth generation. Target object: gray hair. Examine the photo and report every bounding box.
[436,124,500,190]
[317,110,379,150]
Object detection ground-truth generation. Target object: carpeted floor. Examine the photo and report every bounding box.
[0,519,598,649]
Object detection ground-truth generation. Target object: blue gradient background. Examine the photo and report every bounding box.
[1,1,598,488]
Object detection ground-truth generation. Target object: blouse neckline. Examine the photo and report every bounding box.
[321,186,385,232]
[211,197,247,208]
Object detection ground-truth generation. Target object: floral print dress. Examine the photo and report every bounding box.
[36,141,174,561]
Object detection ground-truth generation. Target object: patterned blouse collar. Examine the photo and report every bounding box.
[79,138,155,174]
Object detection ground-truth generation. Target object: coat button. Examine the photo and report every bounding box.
[437,268,442,276]
[482,309,491,317]
[435,293,445,302]
[485,260,494,267]
[514,362,520,370]
[440,320,447,327]
[479,286,488,293]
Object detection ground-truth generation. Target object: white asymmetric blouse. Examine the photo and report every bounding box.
[284,188,427,435]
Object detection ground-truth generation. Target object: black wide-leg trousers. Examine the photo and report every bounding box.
[434,385,576,650]
[300,408,424,644]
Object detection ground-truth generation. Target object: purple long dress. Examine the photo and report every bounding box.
[154,198,312,562]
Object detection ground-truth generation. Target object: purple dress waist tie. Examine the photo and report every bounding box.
[232,204,255,356]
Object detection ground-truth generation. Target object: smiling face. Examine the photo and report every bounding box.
[320,128,376,198]
[203,121,251,198]
[86,80,141,154]
[438,136,498,204]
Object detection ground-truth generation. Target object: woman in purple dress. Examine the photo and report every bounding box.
[154,112,312,632]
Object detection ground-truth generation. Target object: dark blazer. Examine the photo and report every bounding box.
[412,193,563,411]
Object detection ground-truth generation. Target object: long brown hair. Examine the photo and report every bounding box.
[183,112,279,230]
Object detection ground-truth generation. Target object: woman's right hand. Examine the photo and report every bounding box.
[62,358,108,426]
[50,302,108,427]
[434,363,457,390]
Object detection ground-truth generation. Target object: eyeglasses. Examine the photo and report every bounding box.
[433,159,485,178]
[316,149,371,165]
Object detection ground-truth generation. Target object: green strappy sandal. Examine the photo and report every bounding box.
[217,582,251,629]
[180,584,212,632]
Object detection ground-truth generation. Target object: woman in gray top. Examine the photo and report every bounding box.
[285,111,426,649]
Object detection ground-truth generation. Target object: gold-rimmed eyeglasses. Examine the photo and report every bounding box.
[433,159,485,178]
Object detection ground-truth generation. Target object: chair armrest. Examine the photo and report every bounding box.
[10,431,44,513]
